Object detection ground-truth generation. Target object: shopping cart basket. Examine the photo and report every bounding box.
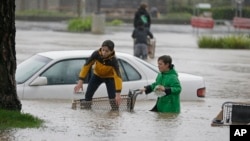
[71,89,142,111]
[222,101,250,125]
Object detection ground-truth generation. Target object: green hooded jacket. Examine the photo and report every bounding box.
[146,68,182,113]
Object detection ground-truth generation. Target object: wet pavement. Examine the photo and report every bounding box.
[1,21,250,141]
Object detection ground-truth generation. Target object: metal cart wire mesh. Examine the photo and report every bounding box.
[222,101,250,125]
[72,89,141,111]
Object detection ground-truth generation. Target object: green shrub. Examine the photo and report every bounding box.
[67,17,92,32]
[222,35,250,49]
[0,109,43,130]
[212,7,250,20]
[107,19,123,26]
[198,36,221,48]
[212,7,235,20]
[198,35,250,49]
[162,12,192,21]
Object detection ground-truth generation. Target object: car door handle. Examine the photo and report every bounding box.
[74,91,85,95]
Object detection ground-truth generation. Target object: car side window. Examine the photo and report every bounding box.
[118,59,141,81]
[41,59,86,85]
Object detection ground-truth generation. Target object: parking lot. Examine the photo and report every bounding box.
[1,21,249,141]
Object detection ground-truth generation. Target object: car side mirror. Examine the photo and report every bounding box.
[30,76,48,86]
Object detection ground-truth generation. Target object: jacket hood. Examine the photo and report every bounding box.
[161,68,178,76]
[138,8,147,14]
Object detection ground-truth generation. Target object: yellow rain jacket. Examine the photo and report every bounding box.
[79,49,122,93]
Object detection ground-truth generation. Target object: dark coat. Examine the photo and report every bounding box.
[132,26,153,45]
[133,7,151,29]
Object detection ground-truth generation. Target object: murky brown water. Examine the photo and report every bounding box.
[0,99,235,141]
[1,22,250,141]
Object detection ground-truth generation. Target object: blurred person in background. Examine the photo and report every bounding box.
[133,2,151,30]
[132,20,153,60]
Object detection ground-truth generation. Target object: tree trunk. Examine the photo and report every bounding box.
[0,0,22,111]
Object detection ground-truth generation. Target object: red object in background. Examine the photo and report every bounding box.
[233,17,250,29]
[191,16,214,29]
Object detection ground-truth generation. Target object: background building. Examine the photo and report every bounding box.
[15,0,250,19]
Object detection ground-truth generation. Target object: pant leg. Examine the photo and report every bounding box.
[134,44,141,58]
[141,44,148,60]
[85,74,103,101]
[104,78,118,110]
[104,78,116,99]
[135,43,148,59]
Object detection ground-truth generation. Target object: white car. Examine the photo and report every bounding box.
[16,50,206,101]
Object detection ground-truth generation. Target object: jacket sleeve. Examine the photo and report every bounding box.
[147,30,154,39]
[132,29,136,38]
[168,75,182,95]
[164,87,171,95]
[146,12,151,28]
[144,74,160,94]
[78,51,97,80]
[133,12,139,28]
[112,58,123,93]
[144,85,153,94]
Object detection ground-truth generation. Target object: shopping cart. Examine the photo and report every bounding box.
[221,101,250,125]
[71,89,142,112]
[148,38,156,59]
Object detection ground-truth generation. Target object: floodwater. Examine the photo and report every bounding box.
[1,21,250,141]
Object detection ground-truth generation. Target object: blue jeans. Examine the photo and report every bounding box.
[85,74,116,101]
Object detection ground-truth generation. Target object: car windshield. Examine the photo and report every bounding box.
[16,55,52,84]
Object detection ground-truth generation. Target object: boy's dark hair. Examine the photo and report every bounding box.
[102,40,115,51]
[158,55,174,69]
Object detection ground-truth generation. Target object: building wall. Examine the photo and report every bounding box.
[16,0,61,11]
[15,0,250,16]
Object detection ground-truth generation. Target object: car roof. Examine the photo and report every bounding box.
[37,50,203,80]
[37,50,132,60]
[37,50,162,76]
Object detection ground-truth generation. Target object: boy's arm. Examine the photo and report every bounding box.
[78,51,97,80]
[147,30,154,39]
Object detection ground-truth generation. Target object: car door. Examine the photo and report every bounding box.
[23,59,87,99]
[118,59,144,93]
[23,57,154,99]
[117,57,158,100]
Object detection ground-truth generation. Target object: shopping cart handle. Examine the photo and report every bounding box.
[127,89,141,111]
[128,89,142,96]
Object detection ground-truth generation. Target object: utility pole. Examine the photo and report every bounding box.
[96,0,100,14]
[235,0,244,17]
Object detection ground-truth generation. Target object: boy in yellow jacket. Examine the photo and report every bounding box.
[74,40,122,108]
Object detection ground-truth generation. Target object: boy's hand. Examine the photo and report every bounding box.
[139,88,146,94]
[74,80,83,93]
[115,93,122,106]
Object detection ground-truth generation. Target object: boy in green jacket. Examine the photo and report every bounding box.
[141,55,182,113]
